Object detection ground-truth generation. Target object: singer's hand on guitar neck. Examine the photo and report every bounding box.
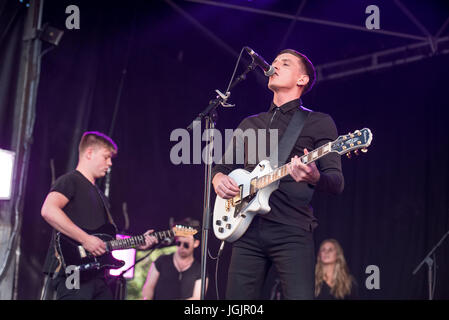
[212,173,240,199]
[287,148,320,185]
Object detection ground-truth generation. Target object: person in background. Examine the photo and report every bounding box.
[142,218,207,300]
[315,238,358,300]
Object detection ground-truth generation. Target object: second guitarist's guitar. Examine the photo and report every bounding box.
[213,128,373,242]
[56,223,197,272]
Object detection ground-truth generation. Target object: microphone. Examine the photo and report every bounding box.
[245,47,275,77]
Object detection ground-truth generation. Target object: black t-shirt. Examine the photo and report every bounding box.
[153,254,201,300]
[315,281,359,300]
[50,170,109,230]
[42,170,110,275]
[212,99,344,231]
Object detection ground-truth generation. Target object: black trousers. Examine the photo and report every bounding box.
[52,272,113,300]
[226,216,315,300]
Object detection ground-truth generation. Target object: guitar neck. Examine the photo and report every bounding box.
[106,229,174,251]
[256,142,333,189]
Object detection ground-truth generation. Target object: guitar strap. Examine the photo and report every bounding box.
[94,185,118,234]
[274,105,311,167]
[51,230,63,278]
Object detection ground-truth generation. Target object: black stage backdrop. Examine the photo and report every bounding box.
[0,0,25,149]
[4,0,447,299]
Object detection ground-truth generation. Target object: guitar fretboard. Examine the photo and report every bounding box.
[255,142,332,190]
[107,230,174,251]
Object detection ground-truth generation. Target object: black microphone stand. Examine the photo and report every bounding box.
[187,62,257,300]
[412,228,449,300]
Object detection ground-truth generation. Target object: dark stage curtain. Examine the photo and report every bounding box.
[310,54,449,299]
[0,0,26,148]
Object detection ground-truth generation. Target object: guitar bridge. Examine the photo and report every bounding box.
[224,184,244,212]
[229,185,244,207]
[225,195,240,212]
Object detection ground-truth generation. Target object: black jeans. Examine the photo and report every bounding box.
[52,272,113,300]
[226,216,315,300]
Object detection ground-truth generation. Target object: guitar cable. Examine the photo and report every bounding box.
[208,241,225,300]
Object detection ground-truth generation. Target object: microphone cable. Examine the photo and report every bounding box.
[208,241,226,300]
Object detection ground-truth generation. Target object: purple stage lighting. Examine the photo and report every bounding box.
[109,234,137,279]
[0,149,15,200]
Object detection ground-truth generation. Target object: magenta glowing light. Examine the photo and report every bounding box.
[109,234,137,279]
[0,149,15,200]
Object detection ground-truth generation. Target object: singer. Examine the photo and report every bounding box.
[40,131,158,300]
[211,49,344,299]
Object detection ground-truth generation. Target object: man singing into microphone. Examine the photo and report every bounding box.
[211,49,344,299]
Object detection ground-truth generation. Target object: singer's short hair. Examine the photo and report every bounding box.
[277,49,316,94]
[79,131,118,156]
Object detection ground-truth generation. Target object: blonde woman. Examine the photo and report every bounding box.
[315,239,358,299]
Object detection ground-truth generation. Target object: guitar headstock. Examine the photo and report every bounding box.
[331,128,373,158]
[172,225,198,237]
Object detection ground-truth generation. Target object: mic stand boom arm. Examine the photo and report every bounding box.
[187,63,256,131]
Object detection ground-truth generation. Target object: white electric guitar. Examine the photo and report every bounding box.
[213,128,373,242]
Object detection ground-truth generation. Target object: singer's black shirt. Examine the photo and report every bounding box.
[211,98,344,231]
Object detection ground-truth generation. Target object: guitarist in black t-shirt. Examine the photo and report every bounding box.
[41,131,158,300]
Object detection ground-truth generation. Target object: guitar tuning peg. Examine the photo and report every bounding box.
[361,148,368,153]
[354,150,359,156]
[346,152,352,159]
